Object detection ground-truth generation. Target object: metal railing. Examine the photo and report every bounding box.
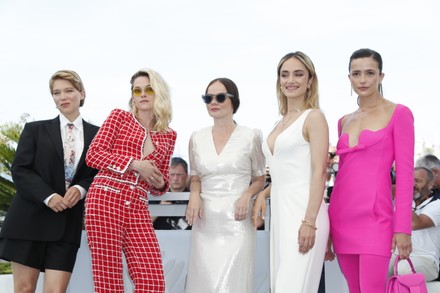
[148,192,270,230]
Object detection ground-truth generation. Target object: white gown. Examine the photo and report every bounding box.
[263,110,329,293]
[186,125,265,293]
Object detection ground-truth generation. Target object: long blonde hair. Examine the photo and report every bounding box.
[276,52,320,116]
[129,68,172,131]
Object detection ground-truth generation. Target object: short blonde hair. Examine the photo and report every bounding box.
[129,68,173,132]
[49,70,86,106]
[276,52,319,115]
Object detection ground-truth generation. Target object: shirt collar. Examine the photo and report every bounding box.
[60,114,83,130]
[415,194,434,210]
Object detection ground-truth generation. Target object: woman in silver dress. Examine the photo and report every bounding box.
[185,77,266,292]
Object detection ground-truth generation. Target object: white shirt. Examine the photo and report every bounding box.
[411,197,440,268]
[60,114,84,169]
[43,114,86,206]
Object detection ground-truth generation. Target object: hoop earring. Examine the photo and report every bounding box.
[351,86,353,96]
[357,96,360,106]
[379,84,383,96]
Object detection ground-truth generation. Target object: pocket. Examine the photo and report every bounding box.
[93,184,121,194]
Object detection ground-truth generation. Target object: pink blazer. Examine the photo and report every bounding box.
[329,104,414,257]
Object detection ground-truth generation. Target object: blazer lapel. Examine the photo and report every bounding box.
[76,119,94,170]
[46,116,64,161]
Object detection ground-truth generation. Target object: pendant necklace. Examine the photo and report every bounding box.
[282,109,302,127]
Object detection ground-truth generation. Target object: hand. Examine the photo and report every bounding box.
[325,235,336,261]
[64,186,81,208]
[252,193,266,228]
[186,193,202,226]
[48,194,70,212]
[148,174,165,190]
[234,194,251,221]
[134,160,165,188]
[392,233,412,259]
[298,221,316,254]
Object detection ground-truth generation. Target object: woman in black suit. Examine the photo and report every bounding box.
[0,70,99,292]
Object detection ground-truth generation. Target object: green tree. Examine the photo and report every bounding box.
[0,114,28,211]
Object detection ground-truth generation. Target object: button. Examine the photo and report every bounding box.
[125,201,130,206]
[129,186,134,190]
[104,187,108,191]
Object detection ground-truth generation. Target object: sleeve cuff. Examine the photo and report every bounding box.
[44,193,57,206]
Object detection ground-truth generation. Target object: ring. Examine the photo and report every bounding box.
[150,177,154,181]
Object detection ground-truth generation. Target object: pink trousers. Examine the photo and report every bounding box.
[337,253,390,293]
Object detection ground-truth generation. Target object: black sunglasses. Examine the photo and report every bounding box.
[329,152,336,159]
[201,93,234,104]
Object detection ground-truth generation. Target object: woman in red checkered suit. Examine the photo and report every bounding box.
[85,68,176,293]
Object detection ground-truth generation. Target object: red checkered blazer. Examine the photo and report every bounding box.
[86,109,177,195]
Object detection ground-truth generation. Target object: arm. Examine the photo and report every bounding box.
[86,109,133,173]
[299,109,329,254]
[186,175,202,225]
[252,184,271,228]
[235,175,265,221]
[11,122,61,204]
[235,128,266,221]
[412,200,440,230]
[185,132,202,225]
[391,105,415,258]
[412,211,434,230]
[148,130,177,195]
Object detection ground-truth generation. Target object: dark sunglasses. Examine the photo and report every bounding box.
[201,93,234,104]
[329,152,336,159]
[132,85,154,97]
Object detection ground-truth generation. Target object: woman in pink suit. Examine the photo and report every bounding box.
[327,48,414,292]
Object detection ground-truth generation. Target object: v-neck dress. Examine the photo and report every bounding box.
[329,104,414,257]
[262,110,329,293]
[186,125,265,293]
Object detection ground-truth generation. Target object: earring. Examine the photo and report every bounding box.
[357,96,360,106]
[379,84,383,96]
[351,86,353,96]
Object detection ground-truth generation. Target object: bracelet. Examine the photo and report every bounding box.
[302,220,317,230]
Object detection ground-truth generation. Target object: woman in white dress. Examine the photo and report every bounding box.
[252,52,330,292]
[185,77,266,293]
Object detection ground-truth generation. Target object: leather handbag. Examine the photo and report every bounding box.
[386,256,428,293]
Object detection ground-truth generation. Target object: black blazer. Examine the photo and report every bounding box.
[0,116,99,246]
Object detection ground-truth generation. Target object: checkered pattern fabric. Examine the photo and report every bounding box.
[86,180,165,292]
[85,109,176,292]
[86,109,177,195]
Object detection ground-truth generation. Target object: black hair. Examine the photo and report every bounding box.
[349,48,383,73]
[205,77,240,114]
[171,157,188,174]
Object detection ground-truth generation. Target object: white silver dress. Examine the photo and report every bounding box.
[186,125,265,293]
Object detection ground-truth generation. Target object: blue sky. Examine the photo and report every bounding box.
[1,0,439,159]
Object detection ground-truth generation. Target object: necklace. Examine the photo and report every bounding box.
[282,109,302,127]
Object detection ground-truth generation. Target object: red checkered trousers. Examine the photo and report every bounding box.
[85,109,177,293]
